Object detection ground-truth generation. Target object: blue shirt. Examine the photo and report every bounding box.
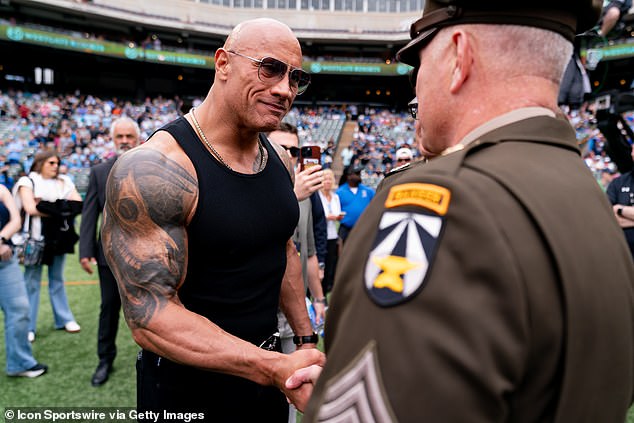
[337,183,375,228]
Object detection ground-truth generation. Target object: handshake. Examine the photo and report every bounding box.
[275,349,325,412]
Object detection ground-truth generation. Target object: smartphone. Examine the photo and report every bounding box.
[300,146,321,171]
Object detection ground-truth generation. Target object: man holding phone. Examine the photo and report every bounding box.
[268,122,327,423]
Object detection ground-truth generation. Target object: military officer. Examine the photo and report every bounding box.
[290,1,634,421]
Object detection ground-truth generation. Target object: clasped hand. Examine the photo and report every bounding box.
[285,364,324,411]
[277,348,325,412]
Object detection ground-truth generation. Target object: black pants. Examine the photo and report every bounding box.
[137,350,288,423]
[97,264,121,364]
[322,238,340,294]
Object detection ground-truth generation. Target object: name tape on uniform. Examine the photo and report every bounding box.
[385,183,451,216]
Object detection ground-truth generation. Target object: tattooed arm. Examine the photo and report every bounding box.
[102,143,324,397]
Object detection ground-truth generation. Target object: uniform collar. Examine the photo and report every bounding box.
[460,107,556,148]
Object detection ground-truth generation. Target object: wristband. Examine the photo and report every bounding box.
[617,207,624,217]
[0,236,8,245]
[313,297,327,304]
[293,333,319,345]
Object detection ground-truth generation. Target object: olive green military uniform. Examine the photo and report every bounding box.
[304,113,634,422]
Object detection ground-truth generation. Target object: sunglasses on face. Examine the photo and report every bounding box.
[227,50,311,95]
[408,97,418,120]
[281,145,318,159]
[47,160,60,166]
[281,145,300,157]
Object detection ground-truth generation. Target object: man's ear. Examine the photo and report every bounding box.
[449,30,473,94]
[214,49,230,81]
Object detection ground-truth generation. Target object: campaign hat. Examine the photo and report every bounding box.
[397,0,602,67]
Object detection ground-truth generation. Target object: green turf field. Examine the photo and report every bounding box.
[0,249,632,422]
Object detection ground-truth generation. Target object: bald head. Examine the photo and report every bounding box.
[224,18,300,54]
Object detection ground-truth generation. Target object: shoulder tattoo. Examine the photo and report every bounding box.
[269,140,295,185]
[102,148,197,328]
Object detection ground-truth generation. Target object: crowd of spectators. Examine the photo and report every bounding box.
[0,89,632,195]
[335,106,418,189]
[0,89,184,191]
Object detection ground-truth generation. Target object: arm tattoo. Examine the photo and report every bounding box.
[102,149,197,329]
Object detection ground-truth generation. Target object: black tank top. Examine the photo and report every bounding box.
[157,117,299,345]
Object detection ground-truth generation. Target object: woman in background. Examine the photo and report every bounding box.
[0,183,48,377]
[318,168,343,295]
[14,149,82,342]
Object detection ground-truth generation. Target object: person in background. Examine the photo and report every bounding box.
[317,168,343,295]
[594,0,632,37]
[0,184,48,378]
[607,146,634,259]
[290,1,634,420]
[336,165,374,243]
[0,154,15,191]
[14,149,83,343]
[102,18,324,421]
[394,147,414,167]
[79,116,141,387]
[268,122,326,423]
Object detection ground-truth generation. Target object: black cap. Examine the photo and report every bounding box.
[345,165,364,175]
[397,0,602,67]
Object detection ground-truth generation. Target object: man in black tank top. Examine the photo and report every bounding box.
[102,18,324,422]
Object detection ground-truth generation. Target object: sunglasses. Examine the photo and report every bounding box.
[408,97,418,120]
[47,160,60,166]
[227,50,311,95]
[281,145,300,157]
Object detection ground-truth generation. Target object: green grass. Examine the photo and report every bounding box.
[0,250,633,423]
[0,249,138,412]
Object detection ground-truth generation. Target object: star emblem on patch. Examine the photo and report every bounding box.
[364,211,444,306]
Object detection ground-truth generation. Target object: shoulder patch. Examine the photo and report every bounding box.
[385,183,450,215]
[365,210,445,306]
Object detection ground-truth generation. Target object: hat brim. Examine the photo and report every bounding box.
[396,27,439,67]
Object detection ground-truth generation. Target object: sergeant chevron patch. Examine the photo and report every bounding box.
[315,342,395,423]
[365,211,444,306]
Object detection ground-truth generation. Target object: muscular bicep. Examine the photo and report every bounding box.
[102,148,197,329]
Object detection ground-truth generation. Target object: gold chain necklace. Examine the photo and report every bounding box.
[190,107,266,172]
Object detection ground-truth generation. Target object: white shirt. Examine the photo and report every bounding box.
[318,190,342,240]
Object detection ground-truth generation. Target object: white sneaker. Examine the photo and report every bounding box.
[8,363,48,378]
[27,331,35,343]
[64,321,81,333]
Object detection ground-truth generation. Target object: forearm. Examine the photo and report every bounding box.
[279,240,313,337]
[615,205,634,227]
[306,254,325,301]
[131,302,284,386]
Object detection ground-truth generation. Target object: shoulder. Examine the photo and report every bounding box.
[266,137,293,176]
[58,174,74,185]
[15,175,34,188]
[107,143,198,223]
[113,134,196,181]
